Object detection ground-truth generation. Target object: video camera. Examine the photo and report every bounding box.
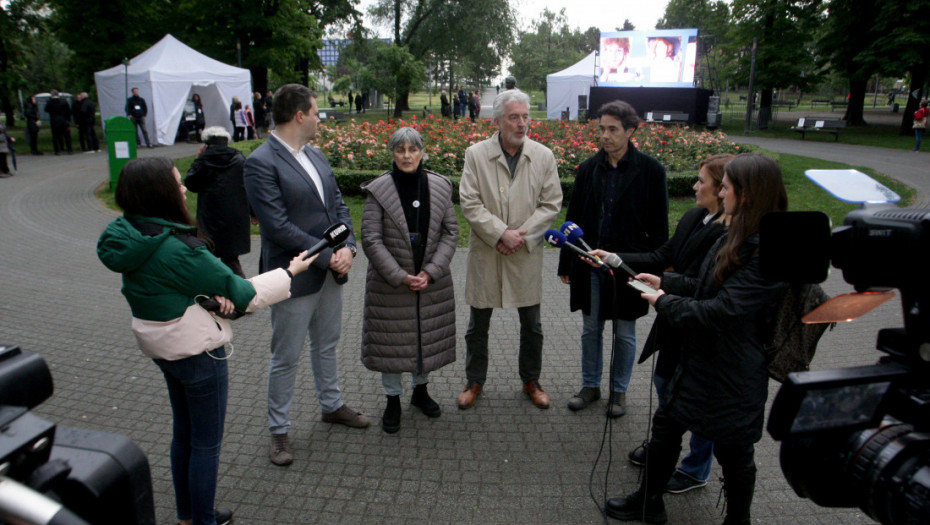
[761,170,930,525]
[0,345,155,525]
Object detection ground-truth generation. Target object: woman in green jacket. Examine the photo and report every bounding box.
[98,157,316,525]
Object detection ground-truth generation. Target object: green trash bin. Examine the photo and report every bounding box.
[105,116,138,190]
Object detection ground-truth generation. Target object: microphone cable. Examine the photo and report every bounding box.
[586,266,617,524]
[586,267,661,525]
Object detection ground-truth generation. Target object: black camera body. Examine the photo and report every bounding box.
[762,206,930,525]
[0,345,155,525]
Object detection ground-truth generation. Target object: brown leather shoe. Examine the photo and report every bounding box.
[457,382,482,409]
[269,433,293,466]
[523,381,550,409]
[321,404,371,428]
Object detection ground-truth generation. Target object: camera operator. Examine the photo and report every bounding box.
[97,157,317,525]
[594,153,788,525]
[184,127,252,278]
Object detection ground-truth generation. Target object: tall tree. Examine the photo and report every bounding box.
[819,0,930,129]
[0,0,47,125]
[359,42,425,112]
[510,8,597,96]
[728,0,825,129]
[369,0,515,116]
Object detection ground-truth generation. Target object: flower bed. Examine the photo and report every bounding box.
[313,114,741,179]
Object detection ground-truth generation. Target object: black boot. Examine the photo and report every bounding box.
[410,383,441,418]
[605,489,667,524]
[382,395,401,433]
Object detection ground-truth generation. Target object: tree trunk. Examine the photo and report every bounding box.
[757,88,773,130]
[900,61,929,135]
[844,77,868,126]
[251,67,269,96]
[393,89,409,118]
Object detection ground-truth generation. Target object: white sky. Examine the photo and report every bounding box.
[359,0,671,37]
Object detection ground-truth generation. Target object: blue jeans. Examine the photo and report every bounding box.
[154,347,228,525]
[915,128,924,150]
[581,272,636,393]
[654,373,714,482]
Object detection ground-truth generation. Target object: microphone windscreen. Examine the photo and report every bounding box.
[560,221,585,243]
[324,223,351,246]
[544,229,567,247]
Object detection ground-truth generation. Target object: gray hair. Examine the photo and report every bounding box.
[201,126,231,143]
[387,127,424,152]
[492,89,530,120]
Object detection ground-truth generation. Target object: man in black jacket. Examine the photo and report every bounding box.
[557,99,668,418]
[125,87,151,148]
[23,95,42,155]
[45,90,73,155]
[72,93,99,152]
[184,127,250,277]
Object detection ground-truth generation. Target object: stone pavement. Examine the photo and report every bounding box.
[0,130,921,524]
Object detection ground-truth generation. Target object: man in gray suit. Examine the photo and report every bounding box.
[244,84,369,468]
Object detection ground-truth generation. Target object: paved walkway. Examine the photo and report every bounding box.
[0,131,913,523]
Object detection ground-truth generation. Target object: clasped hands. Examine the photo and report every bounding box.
[497,228,528,255]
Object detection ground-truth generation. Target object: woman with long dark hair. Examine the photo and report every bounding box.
[618,153,733,493]
[601,153,788,525]
[98,157,316,525]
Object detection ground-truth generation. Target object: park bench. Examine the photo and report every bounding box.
[810,99,831,106]
[321,110,346,123]
[791,117,845,141]
[328,98,346,107]
[830,101,848,111]
[645,110,689,124]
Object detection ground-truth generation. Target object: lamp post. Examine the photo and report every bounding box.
[122,57,130,103]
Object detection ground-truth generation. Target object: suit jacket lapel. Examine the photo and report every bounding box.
[269,138,325,207]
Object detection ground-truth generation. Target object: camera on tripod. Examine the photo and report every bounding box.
[0,344,155,525]
[760,169,930,525]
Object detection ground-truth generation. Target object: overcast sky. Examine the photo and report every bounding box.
[359,0,672,37]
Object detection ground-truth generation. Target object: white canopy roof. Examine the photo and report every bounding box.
[546,52,597,120]
[95,34,252,145]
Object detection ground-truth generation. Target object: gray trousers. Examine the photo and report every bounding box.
[267,274,343,434]
[464,304,543,385]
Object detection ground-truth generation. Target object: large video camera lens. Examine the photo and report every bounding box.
[780,417,930,525]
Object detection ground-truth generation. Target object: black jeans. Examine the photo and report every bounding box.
[464,304,543,385]
[641,405,757,524]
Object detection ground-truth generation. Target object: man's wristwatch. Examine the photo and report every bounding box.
[345,243,357,257]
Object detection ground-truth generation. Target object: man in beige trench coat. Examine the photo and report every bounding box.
[457,89,563,410]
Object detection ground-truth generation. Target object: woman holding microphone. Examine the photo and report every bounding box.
[98,157,317,525]
[592,153,788,525]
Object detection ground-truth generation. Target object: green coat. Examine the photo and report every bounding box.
[97,215,256,322]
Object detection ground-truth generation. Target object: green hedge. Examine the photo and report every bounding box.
[333,169,699,204]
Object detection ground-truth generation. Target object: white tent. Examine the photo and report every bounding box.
[546,52,597,120]
[94,34,252,146]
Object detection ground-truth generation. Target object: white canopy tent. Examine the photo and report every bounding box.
[94,34,252,145]
[545,52,598,120]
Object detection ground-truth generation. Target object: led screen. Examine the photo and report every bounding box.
[599,29,698,88]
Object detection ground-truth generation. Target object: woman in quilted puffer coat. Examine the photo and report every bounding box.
[360,127,458,434]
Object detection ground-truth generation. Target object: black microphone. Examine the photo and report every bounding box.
[545,229,605,267]
[304,223,351,260]
[560,221,594,252]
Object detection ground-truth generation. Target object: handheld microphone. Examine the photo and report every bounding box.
[560,221,594,252]
[545,229,605,267]
[304,223,351,260]
[604,253,639,279]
